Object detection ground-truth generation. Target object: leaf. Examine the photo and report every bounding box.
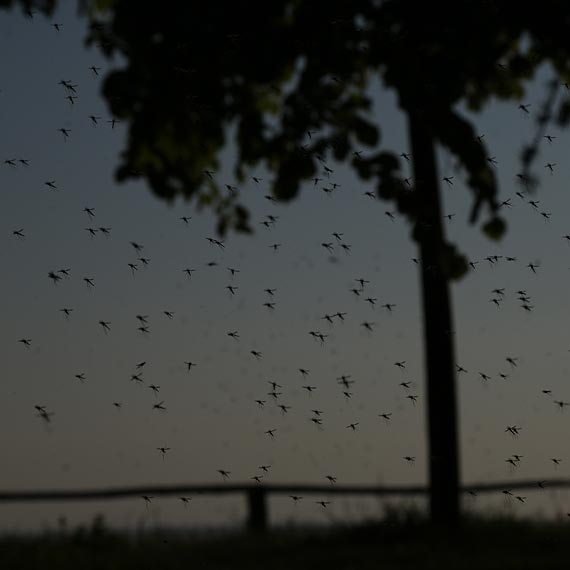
[482,216,506,241]
[350,115,379,147]
[439,242,469,281]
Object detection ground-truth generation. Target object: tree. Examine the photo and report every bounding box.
[4,0,570,525]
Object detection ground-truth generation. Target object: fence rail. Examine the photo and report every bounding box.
[1,479,568,532]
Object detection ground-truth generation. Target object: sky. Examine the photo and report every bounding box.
[2,3,570,532]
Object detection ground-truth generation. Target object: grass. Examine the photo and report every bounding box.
[2,511,570,569]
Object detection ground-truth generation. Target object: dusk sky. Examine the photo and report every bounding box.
[3,4,570,532]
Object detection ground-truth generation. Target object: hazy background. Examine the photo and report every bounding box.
[2,3,570,532]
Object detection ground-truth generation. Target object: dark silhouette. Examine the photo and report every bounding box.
[6,0,570,527]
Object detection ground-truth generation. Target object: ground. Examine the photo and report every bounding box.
[1,514,569,570]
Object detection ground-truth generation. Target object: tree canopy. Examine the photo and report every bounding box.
[4,0,570,277]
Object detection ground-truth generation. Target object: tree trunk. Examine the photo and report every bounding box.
[408,111,460,525]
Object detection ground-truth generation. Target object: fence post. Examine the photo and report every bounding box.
[247,487,268,533]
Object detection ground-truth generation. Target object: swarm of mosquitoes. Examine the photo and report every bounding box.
[5,14,570,521]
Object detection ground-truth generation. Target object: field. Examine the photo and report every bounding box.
[2,513,570,570]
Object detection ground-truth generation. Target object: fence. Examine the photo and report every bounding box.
[1,479,569,532]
